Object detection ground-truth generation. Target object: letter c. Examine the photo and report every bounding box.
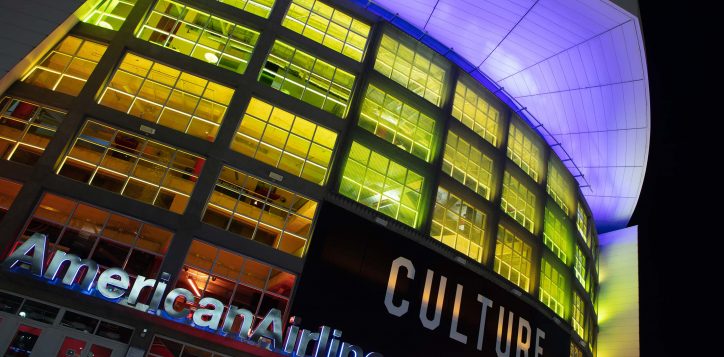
[384,257,415,317]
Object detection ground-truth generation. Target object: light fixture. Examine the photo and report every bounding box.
[98,21,113,30]
[204,52,219,63]
[187,278,201,297]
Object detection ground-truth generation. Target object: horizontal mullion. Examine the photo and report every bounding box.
[3,82,75,111]
[250,83,348,132]
[0,161,34,183]
[274,26,364,74]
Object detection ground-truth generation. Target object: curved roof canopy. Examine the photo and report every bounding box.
[364,0,649,231]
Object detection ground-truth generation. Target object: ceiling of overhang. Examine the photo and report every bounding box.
[365,0,650,232]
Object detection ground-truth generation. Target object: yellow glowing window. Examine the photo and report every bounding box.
[543,203,573,265]
[231,97,337,185]
[576,202,589,243]
[539,257,568,318]
[283,0,370,62]
[0,97,66,166]
[138,0,260,75]
[0,178,22,221]
[339,142,424,227]
[442,132,494,200]
[507,121,544,183]
[494,225,533,292]
[374,31,448,107]
[452,75,501,147]
[501,171,537,233]
[430,186,486,263]
[572,291,585,338]
[574,245,587,287]
[547,156,576,216]
[202,166,318,257]
[178,240,296,320]
[83,0,137,30]
[260,41,355,118]
[570,342,584,357]
[57,120,205,214]
[217,0,275,18]
[359,85,436,162]
[98,53,234,141]
[23,36,107,96]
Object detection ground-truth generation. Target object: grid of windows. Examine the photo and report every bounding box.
[442,132,494,200]
[359,84,435,162]
[283,0,370,62]
[577,202,589,243]
[339,141,424,227]
[218,0,275,18]
[539,257,568,318]
[0,97,66,166]
[494,225,533,292]
[260,40,355,118]
[547,157,576,216]
[149,336,230,357]
[138,0,260,75]
[452,75,501,147]
[0,179,21,222]
[374,31,448,106]
[501,171,537,233]
[22,36,108,96]
[575,245,587,287]
[11,193,173,280]
[202,165,318,257]
[430,186,486,263]
[57,120,205,214]
[82,0,137,31]
[176,240,296,321]
[572,291,585,338]
[507,121,544,183]
[98,53,234,141]
[543,203,572,265]
[231,97,337,185]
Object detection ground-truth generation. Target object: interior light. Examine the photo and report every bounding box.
[187,278,201,297]
[204,52,219,63]
[19,311,26,318]
[98,21,114,30]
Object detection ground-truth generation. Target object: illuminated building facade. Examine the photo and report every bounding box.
[0,0,647,356]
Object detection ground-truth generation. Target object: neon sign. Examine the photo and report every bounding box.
[2,233,383,357]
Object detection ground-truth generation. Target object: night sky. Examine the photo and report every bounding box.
[633,1,706,355]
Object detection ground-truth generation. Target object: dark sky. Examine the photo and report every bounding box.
[633,1,708,355]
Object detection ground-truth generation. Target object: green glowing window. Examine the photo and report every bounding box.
[547,156,576,217]
[572,291,585,338]
[359,85,436,162]
[98,52,234,141]
[83,0,137,30]
[494,225,532,292]
[539,257,568,318]
[430,186,486,263]
[138,0,260,75]
[0,97,66,166]
[231,97,338,185]
[575,245,587,287]
[452,74,501,147]
[570,343,584,357]
[283,0,370,62]
[57,120,205,214]
[23,36,108,96]
[202,166,318,257]
[260,41,355,117]
[507,121,544,183]
[339,142,424,227]
[501,171,537,233]
[543,203,573,265]
[374,31,449,107]
[576,202,589,243]
[217,0,275,18]
[442,132,494,200]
